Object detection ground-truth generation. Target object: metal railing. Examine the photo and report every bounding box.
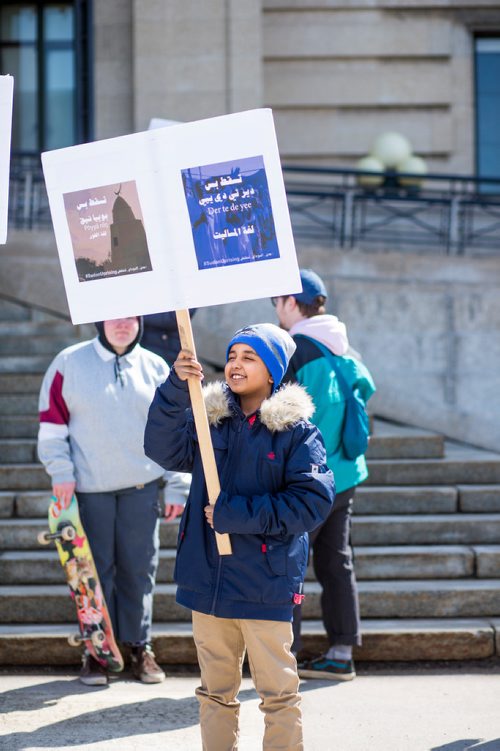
[8,152,52,230]
[7,152,500,255]
[283,165,500,255]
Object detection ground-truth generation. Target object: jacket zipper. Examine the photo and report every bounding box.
[209,416,245,615]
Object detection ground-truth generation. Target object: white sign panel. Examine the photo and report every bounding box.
[148,117,181,130]
[42,109,301,325]
[0,75,14,244]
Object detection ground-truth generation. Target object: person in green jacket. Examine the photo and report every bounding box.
[273,268,376,681]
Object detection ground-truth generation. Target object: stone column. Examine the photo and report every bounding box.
[93,0,134,139]
[131,0,263,130]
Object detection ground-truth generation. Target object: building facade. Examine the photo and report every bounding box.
[2,1,500,176]
[2,1,500,450]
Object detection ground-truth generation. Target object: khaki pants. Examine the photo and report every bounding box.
[192,611,303,751]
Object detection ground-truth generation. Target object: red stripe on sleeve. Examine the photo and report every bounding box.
[39,370,70,425]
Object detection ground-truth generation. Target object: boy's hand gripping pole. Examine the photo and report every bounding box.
[175,310,232,556]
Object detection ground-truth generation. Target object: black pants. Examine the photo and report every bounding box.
[292,487,361,653]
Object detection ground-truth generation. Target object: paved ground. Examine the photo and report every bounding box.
[1,662,500,751]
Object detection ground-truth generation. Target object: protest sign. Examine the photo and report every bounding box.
[41,108,301,324]
[148,117,181,130]
[42,108,303,556]
[0,75,14,244]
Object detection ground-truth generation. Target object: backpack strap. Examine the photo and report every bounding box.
[294,334,353,399]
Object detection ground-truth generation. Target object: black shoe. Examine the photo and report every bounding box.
[80,652,108,686]
[131,644,166,684]
[298,655,356,681]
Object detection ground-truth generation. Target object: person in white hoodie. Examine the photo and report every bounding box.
[38,316,190,686]
[273,269,376,681]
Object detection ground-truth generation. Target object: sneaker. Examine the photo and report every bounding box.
[79,652,108,686]
[297,655,356,681]
[131,644,166,684]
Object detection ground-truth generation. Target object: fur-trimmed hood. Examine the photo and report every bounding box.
[203,381,315,432]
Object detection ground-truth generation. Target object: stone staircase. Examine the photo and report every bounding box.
[1,298,500,666]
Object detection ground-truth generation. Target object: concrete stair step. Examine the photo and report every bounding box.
[2,579,500,623]
[0,439,37,463]
[0,584,186,623]
[0,517,180,550]
[305,580,500,619]
[367,421,444,460]
[6,487,483,519]
[354,485,458,515]
[0,335,83,356]
[11,492,51,518]
[0,315,81,334]
[0,416,39,438]
[352,513,500,545]
[0,551,61,584]
[10,492,49,518]
[0,549,177,585]
[0,300,31,321]
[0,465,50,490]
[0,519,52,550]
[473,546,500,578]
[0,394,38,415]
[458,485,500,513]
[0,321,77,337]
[3,512,500,550]
[351,545,475,580]
[2,545,481,586]
[366,452,500,485]
[0,493,15,518]
[299,618,498,663]
[0,355,52,373]
[0,618,496,666]
[0,373,43,393]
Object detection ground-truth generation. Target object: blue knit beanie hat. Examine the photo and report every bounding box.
[226,323,296,393]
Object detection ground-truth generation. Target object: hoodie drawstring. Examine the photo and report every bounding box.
[114,355,124,387]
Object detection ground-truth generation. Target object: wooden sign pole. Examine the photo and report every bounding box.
[175,309,232,556]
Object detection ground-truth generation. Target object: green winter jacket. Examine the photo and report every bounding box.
[285,333,376,493]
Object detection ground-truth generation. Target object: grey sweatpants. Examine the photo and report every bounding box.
[77,480,161,644]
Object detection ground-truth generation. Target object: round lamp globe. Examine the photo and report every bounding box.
[397,155,428,188]
[372,132,412,169]
[356,155,385,187]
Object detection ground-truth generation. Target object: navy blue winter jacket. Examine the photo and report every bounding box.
[144,371,335,622]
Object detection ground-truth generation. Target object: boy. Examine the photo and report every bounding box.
[273,269,376,681]
[144,322,334,751]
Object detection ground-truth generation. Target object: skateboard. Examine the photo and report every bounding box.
[38,494,124,672]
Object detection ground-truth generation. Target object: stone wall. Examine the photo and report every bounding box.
[92,0,263,138]
[262,0,487,172]
[91,0,497,174]
[93,0,134,139]
[2,230,500,450]
[191,244,500,453]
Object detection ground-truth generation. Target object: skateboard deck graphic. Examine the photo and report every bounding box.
[38,494,124,672]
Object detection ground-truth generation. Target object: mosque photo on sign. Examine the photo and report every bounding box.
[181,154,280,271]
[62,180,153,283]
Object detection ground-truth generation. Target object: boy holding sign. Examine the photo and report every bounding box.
[144,322,334,750]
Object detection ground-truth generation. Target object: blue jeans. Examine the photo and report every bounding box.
[77,480,161,644]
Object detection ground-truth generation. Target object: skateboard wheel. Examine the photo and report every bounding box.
[37,531,51,545]
[91,631,106,647]
[60,525,76,542]
[68,633,83,647]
